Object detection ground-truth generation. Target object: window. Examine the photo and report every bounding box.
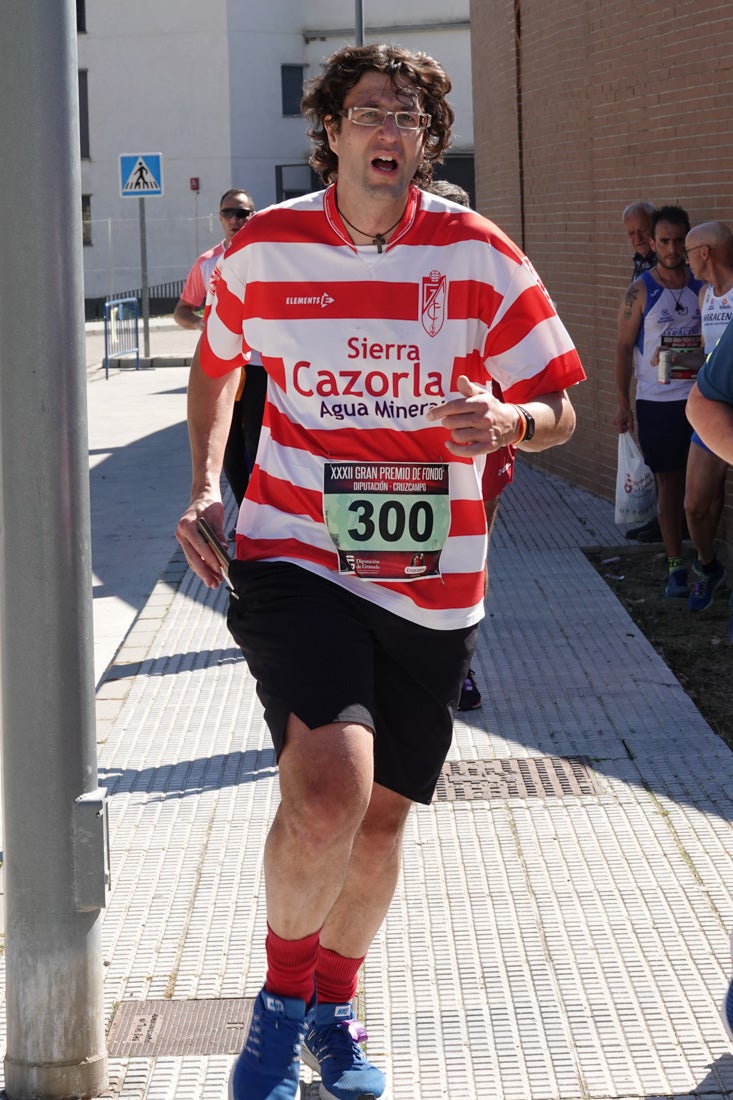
[275,163,319,203]
[77,0,86,32]
[79,69,90,158]
[82,195,92,245]
[281,65,306,117]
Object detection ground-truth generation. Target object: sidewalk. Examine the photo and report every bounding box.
[11,333,733,1099]
[86,319,197,683]
[85,315,196,374]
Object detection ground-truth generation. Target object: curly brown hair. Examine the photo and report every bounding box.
[301,43,454,186]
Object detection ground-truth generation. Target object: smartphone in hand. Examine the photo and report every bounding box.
[196,516,238,597]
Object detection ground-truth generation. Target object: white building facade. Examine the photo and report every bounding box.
[77,0,472,310]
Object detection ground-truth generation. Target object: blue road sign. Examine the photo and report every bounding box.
[120,153,164,197]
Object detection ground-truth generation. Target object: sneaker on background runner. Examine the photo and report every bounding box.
[688,559,726,612]
[625,516,662,542]
[302,1002,389,1100]
[229,988,308,1100]
[458,669,482,711]
[665,566,689,598]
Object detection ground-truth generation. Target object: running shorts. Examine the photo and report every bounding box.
[226,560,477,804]
[636,399,692,473]
[481,445,515,500]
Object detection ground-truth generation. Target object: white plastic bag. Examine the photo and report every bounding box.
[614,432,657,527]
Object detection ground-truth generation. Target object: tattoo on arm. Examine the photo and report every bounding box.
[623,284,640,320]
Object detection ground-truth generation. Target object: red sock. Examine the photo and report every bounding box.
[265,925,320,1005]
[315,946,366,1005]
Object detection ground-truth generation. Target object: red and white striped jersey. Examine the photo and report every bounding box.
[200,183,585,629]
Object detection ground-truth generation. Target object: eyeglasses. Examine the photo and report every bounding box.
[341,106,431,131]
[684,244,706,257]
[220,207,254,220]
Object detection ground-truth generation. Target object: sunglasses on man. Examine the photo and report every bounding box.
[220,207,254,220]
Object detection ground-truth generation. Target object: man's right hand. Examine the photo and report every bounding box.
[613,401,634,434]
[176,498,227,588]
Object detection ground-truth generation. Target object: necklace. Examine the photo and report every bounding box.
[655,269,687,313]
[337,204,404,254]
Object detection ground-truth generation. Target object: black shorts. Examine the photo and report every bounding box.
[226,561,478,804]
[636,399,692,473]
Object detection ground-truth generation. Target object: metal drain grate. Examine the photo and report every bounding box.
[434,756,600,801]
[107,998,254,1056]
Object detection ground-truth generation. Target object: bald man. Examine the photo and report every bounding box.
[679,221,733,611]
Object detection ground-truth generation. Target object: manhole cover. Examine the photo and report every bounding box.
[107,998,254,1057]
[434,756,600,800]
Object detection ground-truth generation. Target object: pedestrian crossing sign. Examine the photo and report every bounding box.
[119,153,164,198]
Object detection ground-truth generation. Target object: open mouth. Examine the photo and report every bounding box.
[372,155,398,173]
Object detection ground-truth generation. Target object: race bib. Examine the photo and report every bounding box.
[323,461,450,580]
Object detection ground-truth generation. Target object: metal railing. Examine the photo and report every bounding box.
[103,296,140,379]
[87,279,185,322]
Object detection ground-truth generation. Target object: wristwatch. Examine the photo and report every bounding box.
[516,405,535,442]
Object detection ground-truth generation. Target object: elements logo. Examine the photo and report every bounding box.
[285,292,334,309]
[421,270,446,337]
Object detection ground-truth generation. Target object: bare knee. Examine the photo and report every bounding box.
[684,491,708,523]
[277,718,375,853]
[352,786,412,864]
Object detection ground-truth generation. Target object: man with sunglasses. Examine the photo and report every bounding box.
[174,189,255,331]
[174,189,258,506]
[177,44,584,1100]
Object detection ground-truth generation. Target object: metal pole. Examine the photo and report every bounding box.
[107,216,114,298]
[0,3,109,1098]
[139,196,151,357]
[355,0,364,45]
[194,190,200,258]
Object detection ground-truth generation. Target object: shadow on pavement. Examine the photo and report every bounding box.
[99,748,277,800]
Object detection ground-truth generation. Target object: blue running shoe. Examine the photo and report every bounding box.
[665,566,689,598]
[302,1002,389,1099]
[229,988,307,1100]
[688,559,726,612]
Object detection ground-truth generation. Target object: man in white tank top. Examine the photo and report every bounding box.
[614,206,703,597]
[681,221,733,611]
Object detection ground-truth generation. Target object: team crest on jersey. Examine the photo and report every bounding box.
[208,266,222,296]
[421,270,446,337]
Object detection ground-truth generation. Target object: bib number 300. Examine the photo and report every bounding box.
[348,498,434,543]
[323,461,450,581]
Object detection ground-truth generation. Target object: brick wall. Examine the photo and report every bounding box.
[470,0,733,542]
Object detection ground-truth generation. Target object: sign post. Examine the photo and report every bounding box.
[190,176,201,256]
[119,152,164,358]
